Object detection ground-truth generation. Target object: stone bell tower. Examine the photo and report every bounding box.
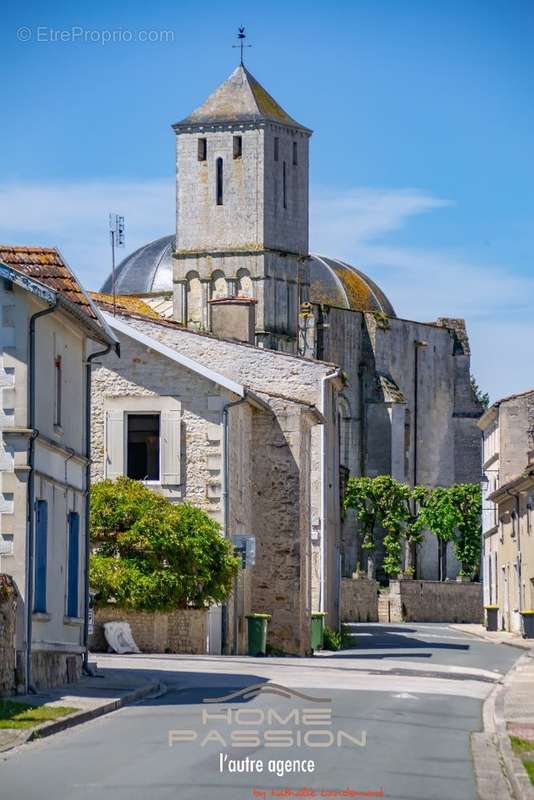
[172,64,312,351]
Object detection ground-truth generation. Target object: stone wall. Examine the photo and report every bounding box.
[32,652,82,691]
[378,580,483,624]
[0,575,17,696]
[341,577,379,623]
[90,607,208,654]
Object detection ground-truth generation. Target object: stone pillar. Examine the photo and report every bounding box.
[201,280,211,331]
[173,280,187,324]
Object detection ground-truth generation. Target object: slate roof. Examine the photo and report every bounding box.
[0,245,117,346]
[174,65,311,132]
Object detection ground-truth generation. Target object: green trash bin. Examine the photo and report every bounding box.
[485,605,499,632]
[246,613,271,656]
[311,612,327,652]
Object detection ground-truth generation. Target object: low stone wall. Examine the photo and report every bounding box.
[32,651,82,690]
[341,577,379,622]
[379,580,483,624]
[0,575,17,696]
[90,606,208,654]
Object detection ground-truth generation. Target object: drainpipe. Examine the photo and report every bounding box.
[82,343,114,674]
[221,395,247,655]
[319,369,341,616]
[26,300,58,693]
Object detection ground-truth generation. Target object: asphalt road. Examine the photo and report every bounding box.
[0,623,521,800]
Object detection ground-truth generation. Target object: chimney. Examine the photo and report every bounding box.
[209,296,257,344]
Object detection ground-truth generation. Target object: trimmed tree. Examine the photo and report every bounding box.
[89,477,240,611]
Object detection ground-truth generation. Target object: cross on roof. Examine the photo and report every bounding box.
[233,26,251,66]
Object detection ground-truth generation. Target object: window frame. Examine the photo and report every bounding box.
[198,137,207,161]
[54,354,62,428]
[216,157,224,206]
[126,412,161,483]
[233,135,242,159]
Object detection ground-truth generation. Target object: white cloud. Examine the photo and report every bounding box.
[0,179,174,289]
[310,186,533,401]
[0,179,530,400]
[310,186,449,255]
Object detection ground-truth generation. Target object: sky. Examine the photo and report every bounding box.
[1,0,533,401]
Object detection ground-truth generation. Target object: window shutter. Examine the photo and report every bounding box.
[160,409,180,485]
[105,410,124,479]
[34,500,48,613]
[67,512,80,618]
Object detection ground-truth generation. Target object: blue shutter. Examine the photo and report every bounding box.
[34,500,48,613]
[67,512,80,618]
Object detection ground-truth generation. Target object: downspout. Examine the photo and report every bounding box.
[319,369,341,615]
[83,342,114,674]
[221,395,247,655]
[26,300,58,693]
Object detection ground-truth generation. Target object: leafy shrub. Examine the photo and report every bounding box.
[323,626,342,651]
[90,477,240,611]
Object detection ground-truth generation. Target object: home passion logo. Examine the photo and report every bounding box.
[168,682,367,779]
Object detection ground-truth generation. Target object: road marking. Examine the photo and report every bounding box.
[392,692,418,699]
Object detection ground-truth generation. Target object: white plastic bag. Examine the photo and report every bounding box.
[104,621,141,654]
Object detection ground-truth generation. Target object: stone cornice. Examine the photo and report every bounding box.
[174,246,310,260]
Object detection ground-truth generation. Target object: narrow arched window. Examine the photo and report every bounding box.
[282,161,287,209]
[216,157,223,205]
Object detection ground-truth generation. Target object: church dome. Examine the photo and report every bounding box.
[309,255,396,317]
[100,235,174,295]
[101,236,395,317]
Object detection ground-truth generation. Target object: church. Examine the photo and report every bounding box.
[92,63,483,653]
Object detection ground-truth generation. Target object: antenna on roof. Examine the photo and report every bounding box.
[109,213,125,317]
[232,26,251,66]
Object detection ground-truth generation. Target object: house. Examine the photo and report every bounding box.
[479,389,534,633]
[89,293,342,655]
[0,245,118,690]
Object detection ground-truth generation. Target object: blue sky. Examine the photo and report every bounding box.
[1,0,533,400]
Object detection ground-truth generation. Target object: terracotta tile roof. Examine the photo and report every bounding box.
[0,245,116,347]
[0,245,98,320]
[90,292,162,319]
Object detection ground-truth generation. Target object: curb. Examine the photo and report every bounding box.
[486,654,534,800]
[450,625,534,651]
[0,680,165,754]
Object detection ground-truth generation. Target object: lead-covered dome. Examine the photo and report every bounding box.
[100,236,396,317]
[100,235,174,295]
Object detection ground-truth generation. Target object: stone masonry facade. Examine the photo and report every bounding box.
[91,607,208,654]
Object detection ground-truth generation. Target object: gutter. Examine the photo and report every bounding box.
[26,299,58,693]
[319,369,342,615]
[82,340,119,674]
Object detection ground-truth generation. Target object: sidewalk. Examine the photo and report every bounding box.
[0,663,163,754]
[450,623,534,650]
[457,623,534,799]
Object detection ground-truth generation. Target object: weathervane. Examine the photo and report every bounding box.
[233,26,251,66]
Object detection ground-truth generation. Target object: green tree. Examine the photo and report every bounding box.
[448,483,482,578]
[471,374,490,410]
[90,477,240,611]
[344,475,412,578]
